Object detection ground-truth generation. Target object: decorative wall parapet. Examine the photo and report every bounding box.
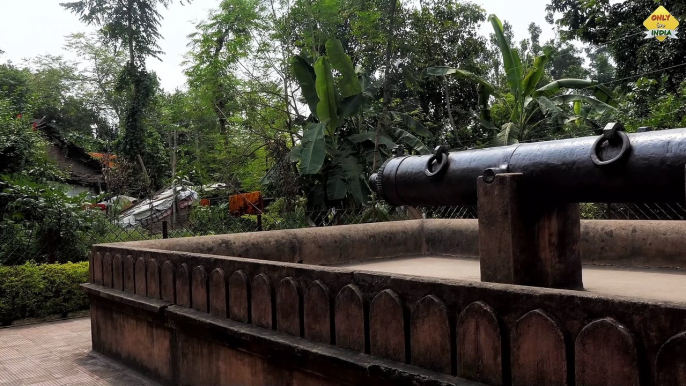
[89,227,686,386]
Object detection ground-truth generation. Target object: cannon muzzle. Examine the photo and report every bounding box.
[371,126,686,206]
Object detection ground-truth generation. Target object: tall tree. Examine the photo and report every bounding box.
[428,14,618,145]
[585,46,615,84]
[61,0,190,186]
[402,0,489,148]
[0,56,116,148]
[546,0,686,93]
[376,0,398,169]
[26,55,113,142]
[516,23,588,82]
[65,32,128,127]
[185,0,263,137]
[0,64,32,115]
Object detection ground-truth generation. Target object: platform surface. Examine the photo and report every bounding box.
[338,256,686,303]
[0,318,160,386]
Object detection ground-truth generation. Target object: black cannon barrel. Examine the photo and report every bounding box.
[370,128,686,206]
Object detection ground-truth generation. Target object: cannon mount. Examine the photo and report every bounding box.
[371,123,686,289]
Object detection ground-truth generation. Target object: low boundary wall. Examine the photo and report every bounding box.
[86,219,686,386]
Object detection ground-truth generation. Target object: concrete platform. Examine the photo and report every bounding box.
[0,318,161,386]
[338,256,686,303]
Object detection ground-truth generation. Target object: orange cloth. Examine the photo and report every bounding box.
[229,191,262,215]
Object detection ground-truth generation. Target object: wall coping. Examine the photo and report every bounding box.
[97,219,686,268]
[91,244,686,309]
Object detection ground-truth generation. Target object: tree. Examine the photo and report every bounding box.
[183,0,304,191]
[0,64,32,115]
[185,0,264,137]
[428,14,618,145]
[493,23,589,93]
[0,100,61,180]
[546,0,686,93]
[64,32,128,126]
[274,0,489,150]
[385,0,490,149]
[585,46,615,84]
[290,38,431,206]
[61,0,190,187]
[0,56,116,150]
[26,55,114,144]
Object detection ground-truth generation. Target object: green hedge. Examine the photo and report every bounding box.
[0,262,89,325]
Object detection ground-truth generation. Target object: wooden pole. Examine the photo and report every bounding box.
[171,129,177,230]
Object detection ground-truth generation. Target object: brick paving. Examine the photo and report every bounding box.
[0,318,161,386]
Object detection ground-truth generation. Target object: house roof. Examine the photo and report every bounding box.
[34,118,104,187]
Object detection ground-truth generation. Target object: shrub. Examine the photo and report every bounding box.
[581,203,608,219]
[0,261,89,325]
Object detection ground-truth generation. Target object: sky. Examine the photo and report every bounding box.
[0,0,557,91]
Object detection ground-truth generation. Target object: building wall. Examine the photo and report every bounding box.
[64,183,99,199]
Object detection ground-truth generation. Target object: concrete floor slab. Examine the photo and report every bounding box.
[338,256,686,303]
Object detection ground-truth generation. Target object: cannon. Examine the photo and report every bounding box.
[370,124,686,206]
[370,123,686,290]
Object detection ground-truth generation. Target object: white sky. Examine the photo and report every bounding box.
[0,0,555,91]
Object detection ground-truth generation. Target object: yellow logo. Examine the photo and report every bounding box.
[643,6,679,41]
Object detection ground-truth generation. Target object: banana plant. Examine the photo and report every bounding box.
[290,38,431,205]
[427,14,618,145]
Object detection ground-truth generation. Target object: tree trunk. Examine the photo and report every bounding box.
[211,30,231,143]
[444,76,462,146]
[46,228,58,264]
[373,0,398,170]
[127,0,136,92]
[213,101,228,136]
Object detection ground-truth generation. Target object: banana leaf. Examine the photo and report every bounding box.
[488,14,522,99]
[392,128,431,154]
[338,94,365,119]
[297,121,327,174]
[389,111,432,137]
[522,46,551,97]
[565,115,601,129]
[314,57,339,136]
[509,48,524,122]
[291,56,319,118]
[533,79,617,106]
[327,151,367,203]
[426,67,496,95]
[289,144,303,162]
[494,122,520,146]
[325,39,361,98]
[550,94,618,114]
[536,96,564,127]
[479,118,500,132]
[347,131,396,147]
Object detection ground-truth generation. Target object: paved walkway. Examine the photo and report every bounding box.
[0,318,161,386]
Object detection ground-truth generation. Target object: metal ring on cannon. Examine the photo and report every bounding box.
[371,124,686,206]
[425,145,449,177]
[590,122,631,166]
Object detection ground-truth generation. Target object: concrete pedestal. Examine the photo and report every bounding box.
[477,173,583,289]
